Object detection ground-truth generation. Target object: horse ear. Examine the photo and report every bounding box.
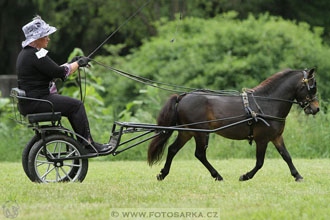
[308,67,316,78]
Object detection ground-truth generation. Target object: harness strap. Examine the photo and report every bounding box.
[242,92,258,121]
[241,91,285,145]
[242,91,249,110]
[242,90,287,122]
[302,70,316,91]
[251,93,265,115]
[241,92,256,145]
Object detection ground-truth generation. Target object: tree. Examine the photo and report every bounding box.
[2,0,330,77]
[0,0,36,76]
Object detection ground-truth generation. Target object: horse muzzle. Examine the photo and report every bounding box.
[303,100,320,115]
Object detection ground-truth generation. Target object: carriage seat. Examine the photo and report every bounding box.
[11,88,62,124]
[26,112,62,124]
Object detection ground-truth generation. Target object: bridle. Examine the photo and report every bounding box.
[239,69,319,125]
[299,70,318,110]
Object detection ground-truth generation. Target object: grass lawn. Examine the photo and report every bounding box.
[0,159,329,220]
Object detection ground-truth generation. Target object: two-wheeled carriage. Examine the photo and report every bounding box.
[10,88,267,183]
[11,68,319,183]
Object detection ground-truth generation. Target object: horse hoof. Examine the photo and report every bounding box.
[295,176,304,182]
[156,174,164,181]
[239,175,249,181]
[215,176,223,181]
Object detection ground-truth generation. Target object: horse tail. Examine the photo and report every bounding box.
[148,94,179,166]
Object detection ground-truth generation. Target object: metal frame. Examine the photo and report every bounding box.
[107,115,270,156]
[18,112,270,162]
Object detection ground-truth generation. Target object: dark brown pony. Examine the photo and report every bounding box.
[148,69,319,182]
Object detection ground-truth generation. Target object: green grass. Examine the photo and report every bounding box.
[0,159,329,220]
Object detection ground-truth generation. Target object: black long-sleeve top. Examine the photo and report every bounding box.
[16,46,67,98]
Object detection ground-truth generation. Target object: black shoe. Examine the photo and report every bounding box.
[86,142,112,153]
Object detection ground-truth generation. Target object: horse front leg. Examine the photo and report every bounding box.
[240,140,268,181]
[157,132,191,181]
[272,136,303,182]
[194,134,223,181]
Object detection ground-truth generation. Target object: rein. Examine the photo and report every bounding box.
[252,95,299,105]
[77,68,83,101]
[77,67,87,103]
[89,58,239,95]
[88,58,312,109]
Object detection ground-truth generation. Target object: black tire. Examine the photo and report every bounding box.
[22,135,40,182]
[28,134,88,183]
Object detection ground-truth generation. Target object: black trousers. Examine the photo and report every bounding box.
[19,93,92,143]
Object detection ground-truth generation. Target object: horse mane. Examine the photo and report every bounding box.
[253,69,295,92]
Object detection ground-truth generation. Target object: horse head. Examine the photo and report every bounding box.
[295,68,319,115]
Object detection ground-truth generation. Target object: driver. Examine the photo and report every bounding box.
[16,16,111,153]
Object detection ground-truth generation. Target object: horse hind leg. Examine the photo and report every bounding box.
[157,132,192,181]
[240,140,268,181]
[194,133,223,181]
[272,136,303,182]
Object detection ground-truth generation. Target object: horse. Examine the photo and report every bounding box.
[147,68,319,182]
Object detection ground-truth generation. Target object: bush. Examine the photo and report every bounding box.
[94,12,330,111]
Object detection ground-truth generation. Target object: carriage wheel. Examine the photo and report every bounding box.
[27,134,88,183]
[22,133,80,182]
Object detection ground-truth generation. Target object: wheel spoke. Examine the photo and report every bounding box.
[63,162,81,167]
[60,167,73,181]
[65,150,76,158]
[36,160,53,167]
[37,160,53,164]
[58,143,62,158]
[46,148,55,159]
[55,167,61,181]
[46,163,51,174]
[41,166,55,180]
[53,142,58,154]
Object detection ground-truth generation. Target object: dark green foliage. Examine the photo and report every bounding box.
[96,13,330,109]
